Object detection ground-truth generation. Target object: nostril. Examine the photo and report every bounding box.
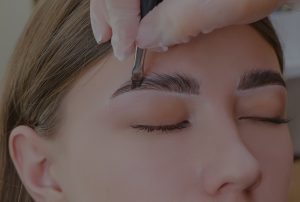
[217,170,262,194]
[247,172,263,191]
[218,182,231,193]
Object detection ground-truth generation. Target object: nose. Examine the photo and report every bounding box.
[200,117,262,196]
[204,147,262,195]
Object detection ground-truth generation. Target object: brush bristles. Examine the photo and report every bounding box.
[131,78,143,89]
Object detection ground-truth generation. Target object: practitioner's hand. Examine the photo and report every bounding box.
[90,0,286,61]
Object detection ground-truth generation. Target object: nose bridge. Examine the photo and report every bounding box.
[199,108,262,195]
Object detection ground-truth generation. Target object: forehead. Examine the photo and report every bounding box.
[62,24,280,113]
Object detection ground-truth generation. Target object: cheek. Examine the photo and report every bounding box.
[239,124,293,190]
[58,124,193,201]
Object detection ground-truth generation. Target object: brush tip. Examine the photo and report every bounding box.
[131,78,143,89]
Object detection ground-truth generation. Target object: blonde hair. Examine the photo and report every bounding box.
[0,0,111,201]
[0,0,283,201]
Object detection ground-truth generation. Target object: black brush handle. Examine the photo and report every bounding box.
[140,0,163,18]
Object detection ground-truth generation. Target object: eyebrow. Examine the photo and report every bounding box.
[111,73,200,98]
[238,70,286,90]
[111,70,286,98]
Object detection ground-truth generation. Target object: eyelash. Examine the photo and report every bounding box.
[131,117,290,133]
[131,120,190,133]
[238,116,290,124]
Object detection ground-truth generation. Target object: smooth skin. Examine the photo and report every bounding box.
[90,0,287,60]
[9,25,293,202]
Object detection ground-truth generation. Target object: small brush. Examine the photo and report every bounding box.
[131,0,163,89]
[131,47,146,89]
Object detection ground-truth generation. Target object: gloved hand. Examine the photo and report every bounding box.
[90,0,287,61]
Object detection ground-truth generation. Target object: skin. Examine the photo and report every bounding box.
[10,25,293,202]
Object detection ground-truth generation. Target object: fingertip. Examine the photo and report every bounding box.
[113,48,132,61]
[110,24,138,61]
[136,5,164,49]
[112,37,135,61]
[91,13,111,44]
[90,0,112,44]
[136,23,158,49]
[98,28,112,44]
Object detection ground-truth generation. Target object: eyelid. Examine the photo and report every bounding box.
[131,120,190,133]
[238,116,290,124]
[236,87,286,119]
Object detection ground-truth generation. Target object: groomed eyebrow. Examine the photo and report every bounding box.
[238,70,286,90]
[111,70,285,98]
[111,73,200,98]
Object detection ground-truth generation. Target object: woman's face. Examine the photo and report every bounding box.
[50,25,293,202]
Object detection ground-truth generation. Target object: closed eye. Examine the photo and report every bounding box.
[238,116,290,124]
[131,120,190,133]
[131,116,289,135]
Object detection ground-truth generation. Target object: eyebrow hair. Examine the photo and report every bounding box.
[111,70,285,98]
[238,70,286,90]
[111,73,200,98]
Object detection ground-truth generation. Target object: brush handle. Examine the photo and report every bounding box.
[131,0,163,87]
[140,0,163,18]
